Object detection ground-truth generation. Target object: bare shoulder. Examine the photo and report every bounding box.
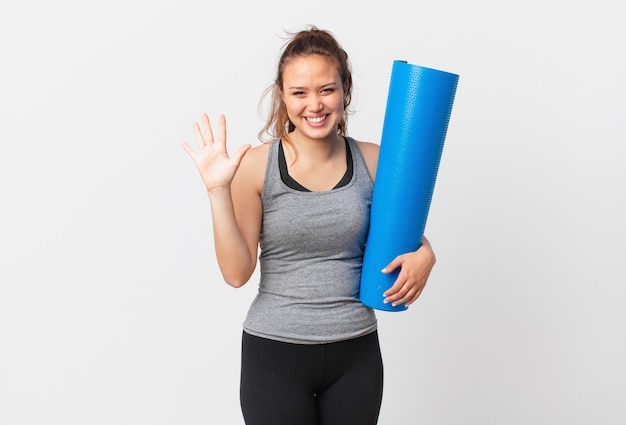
[233,142,271,194]
[355,140,380,159]
[241,142,271,167]
[354,140,380,180]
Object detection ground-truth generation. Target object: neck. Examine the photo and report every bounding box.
[284,132,343,164]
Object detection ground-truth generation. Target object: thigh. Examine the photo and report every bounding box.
[318,331,384,425]
[239,332,320,425]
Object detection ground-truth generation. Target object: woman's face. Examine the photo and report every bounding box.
[281,54,345,143]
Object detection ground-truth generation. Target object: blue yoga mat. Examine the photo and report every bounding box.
[360,60,459,312]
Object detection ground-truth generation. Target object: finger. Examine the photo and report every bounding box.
[394,284,419,305]
[181,141,197,160]
[202,113,215,145]
[217,114,227,147]
[193,122,206,149]
[233,144,252,165]
[382,277,407,302]
[401,276,429,306]
[381,256,402,274]
[405,287,424,306]
[388,284,419,307]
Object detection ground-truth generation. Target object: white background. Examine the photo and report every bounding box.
[1,1,624,424]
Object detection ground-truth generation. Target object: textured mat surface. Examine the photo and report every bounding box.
[360,61,459,311]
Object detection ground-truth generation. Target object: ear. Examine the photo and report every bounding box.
[343,79,351,94]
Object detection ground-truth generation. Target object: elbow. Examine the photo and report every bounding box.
[224,277,248,289]
[222,270,253,288]
[218,257,256,288]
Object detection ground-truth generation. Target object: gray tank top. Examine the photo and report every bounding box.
[242,137,378,344]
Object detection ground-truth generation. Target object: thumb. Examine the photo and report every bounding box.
[381,255,403,274]
[233,144,252,165]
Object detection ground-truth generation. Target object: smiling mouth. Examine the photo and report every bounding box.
[305,115,328,124]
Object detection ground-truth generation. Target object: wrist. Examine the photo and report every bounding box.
[206,184,231,198]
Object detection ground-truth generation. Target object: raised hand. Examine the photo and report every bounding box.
[181,113,251,193]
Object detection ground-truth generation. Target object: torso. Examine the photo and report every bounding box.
[229,136,379,283]
[242,137,379,344]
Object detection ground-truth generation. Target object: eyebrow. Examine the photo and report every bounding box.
[287,82,338,90]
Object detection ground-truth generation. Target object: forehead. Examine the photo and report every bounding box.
[282,55,341,85]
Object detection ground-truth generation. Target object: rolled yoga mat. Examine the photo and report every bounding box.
[360,60,459,312]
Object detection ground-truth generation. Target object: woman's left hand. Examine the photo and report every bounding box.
[381,236,436,307]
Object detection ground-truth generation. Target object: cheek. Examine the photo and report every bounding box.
[285,99,305,116]
[329,93,345,110]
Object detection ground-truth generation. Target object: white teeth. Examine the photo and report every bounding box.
[306,115,326,123]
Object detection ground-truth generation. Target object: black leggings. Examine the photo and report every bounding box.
[240,331,384,425]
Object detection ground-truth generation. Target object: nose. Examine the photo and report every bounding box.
[308,95,323,112]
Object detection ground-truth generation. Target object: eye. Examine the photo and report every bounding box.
[321,88,335,94]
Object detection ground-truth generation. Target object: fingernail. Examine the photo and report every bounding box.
[381,268,387,273]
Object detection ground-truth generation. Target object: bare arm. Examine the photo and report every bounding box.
[182,113,263,288]
[218,146,265,287]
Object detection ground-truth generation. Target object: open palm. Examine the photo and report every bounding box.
[182,113,251,192]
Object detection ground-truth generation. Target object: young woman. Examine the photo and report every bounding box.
[182,26,436,425]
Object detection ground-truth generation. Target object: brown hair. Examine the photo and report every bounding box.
[258,26,353,143]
